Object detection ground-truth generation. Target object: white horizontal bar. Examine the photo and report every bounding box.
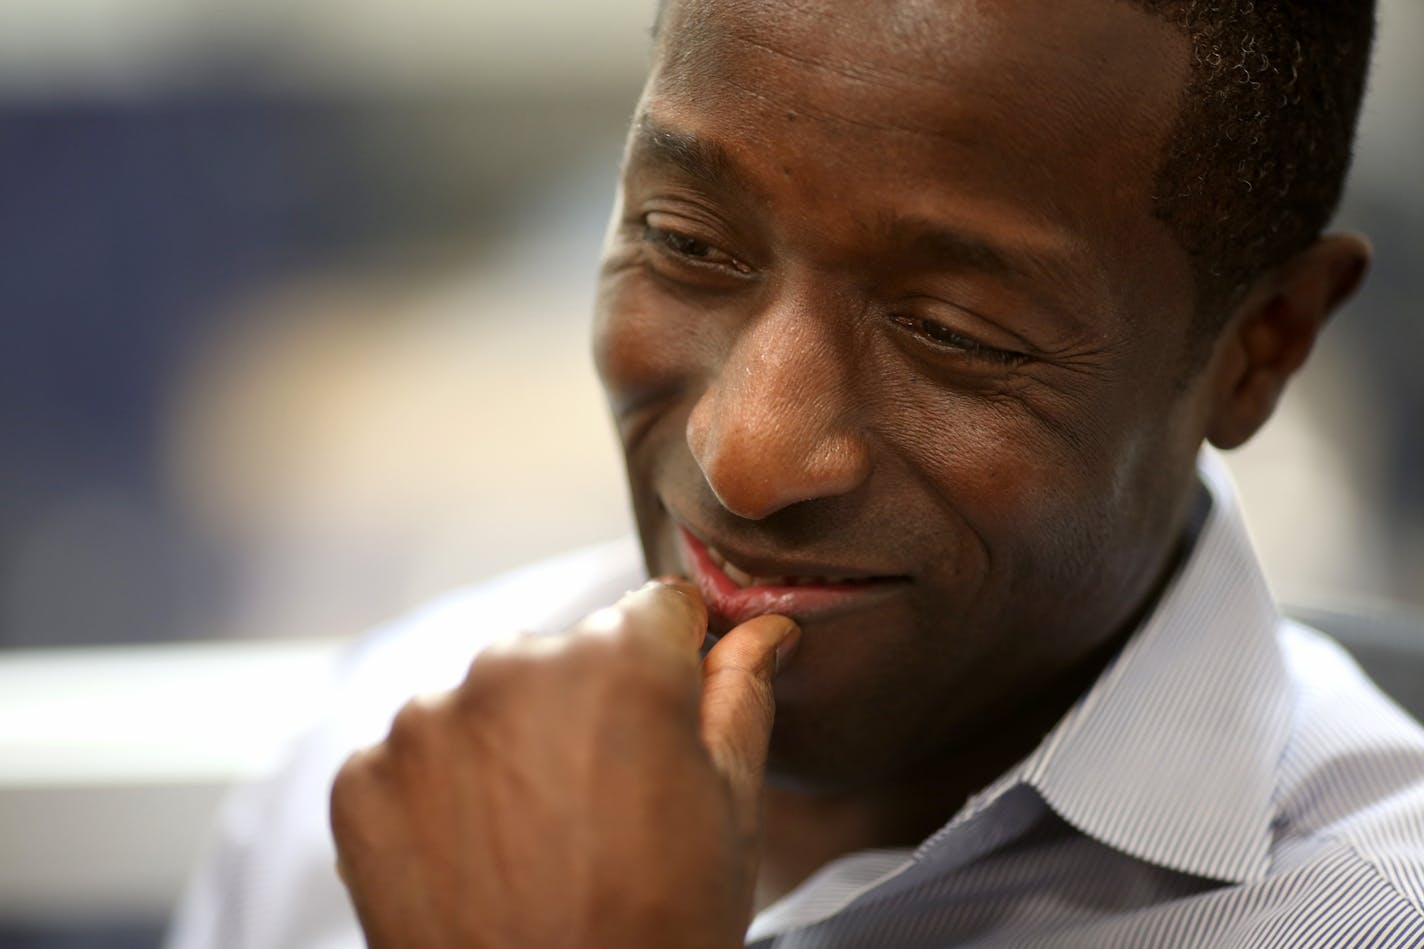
[0,638,345,787]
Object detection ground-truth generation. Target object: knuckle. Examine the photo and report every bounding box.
[386,693,448,751]
[476,627,545,659]
[465,630,545,680]
[329,747,384,851]
[568,628,663,685]
[462,626,693,713]
[576,601,677,654]
[572,604,632,640]
[568,621,630,661]
[459,630,550,706]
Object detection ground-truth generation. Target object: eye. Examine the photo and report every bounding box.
[647,226,714,260]
[890,313,1025,365]
[642,221,750,274]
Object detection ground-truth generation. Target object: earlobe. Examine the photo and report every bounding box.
[1205,232,1370,450]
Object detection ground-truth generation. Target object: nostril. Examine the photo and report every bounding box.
[685,356,872,519]
[687,411,784,521]
[705,466,785,522]
[688,408,872,521]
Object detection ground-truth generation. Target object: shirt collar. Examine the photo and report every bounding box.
[1001,448,1294,884]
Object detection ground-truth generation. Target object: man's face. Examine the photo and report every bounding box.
[594,0,1206,787]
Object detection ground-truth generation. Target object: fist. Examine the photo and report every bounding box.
[330,579,799,949]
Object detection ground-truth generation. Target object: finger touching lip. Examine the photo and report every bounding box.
[676,527,907,627]
[587,578,708,654]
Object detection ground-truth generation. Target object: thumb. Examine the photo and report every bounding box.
[700,614,800,809]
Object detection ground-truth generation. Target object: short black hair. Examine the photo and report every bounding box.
[1131,0,1375,343]
[650,0,1377,343]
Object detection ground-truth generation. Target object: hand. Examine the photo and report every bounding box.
[330,578,800,949]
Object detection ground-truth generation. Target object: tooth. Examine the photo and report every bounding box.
[709,547,873,588]
[722,561,754,587]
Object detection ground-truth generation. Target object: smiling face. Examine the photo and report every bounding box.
[594,0,1210,788]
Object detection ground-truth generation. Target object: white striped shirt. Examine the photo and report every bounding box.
[167,451,1424,948]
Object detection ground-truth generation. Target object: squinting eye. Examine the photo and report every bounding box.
[643,224,749,273]
[890,314,1024,365]
[649,226,711,258]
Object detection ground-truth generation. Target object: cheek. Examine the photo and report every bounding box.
[895,395,1123,586]
[903,400,1051,514]
[593,271,713,429]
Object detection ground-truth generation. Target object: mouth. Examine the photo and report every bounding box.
[676,526,908,629]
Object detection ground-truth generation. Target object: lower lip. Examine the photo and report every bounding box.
[677,528,902,628]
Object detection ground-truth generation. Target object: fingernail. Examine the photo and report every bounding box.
[631,577,706,636]
[644,576,700,604]
[773,618,801,675]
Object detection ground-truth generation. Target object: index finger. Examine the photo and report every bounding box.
[578,577,708,658]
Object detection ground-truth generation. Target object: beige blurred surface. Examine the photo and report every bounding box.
[164,265,632,642]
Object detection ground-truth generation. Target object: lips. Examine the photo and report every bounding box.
[676,526,906,628]
[701,541,883,589]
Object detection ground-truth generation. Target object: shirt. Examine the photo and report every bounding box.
[165,451,1424,948]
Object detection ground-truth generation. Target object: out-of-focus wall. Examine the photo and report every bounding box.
[0,0,1418,652]
[0,0,657,95]
[0,1,654,648]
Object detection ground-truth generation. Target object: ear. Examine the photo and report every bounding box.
[1204,232,1370,450]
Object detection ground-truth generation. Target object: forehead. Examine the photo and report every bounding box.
[655,0,1186,125]
[647,0,1189,237]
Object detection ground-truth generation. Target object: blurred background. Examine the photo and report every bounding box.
[0,0,1419,945]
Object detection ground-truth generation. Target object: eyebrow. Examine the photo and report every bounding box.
[878,212,1077,290]
[626,116,751,198]
[875,213,1089,337]
[887,216,1014,276]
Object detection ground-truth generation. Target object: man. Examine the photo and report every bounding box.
[169,0,1424,946]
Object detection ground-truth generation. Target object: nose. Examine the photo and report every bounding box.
[686,300,872,521]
